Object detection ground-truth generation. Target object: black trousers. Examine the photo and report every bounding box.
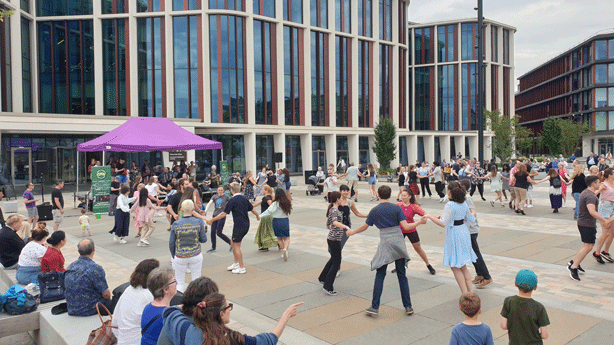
[420,179,431,197]
[319,239,342,291]
[470,233,491,280]
[210,218,232,249]
[434,181,445,198]
[111,209,131,237]
[470,183,484,199]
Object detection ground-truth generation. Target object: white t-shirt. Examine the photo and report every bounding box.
[346,166,359,181]
[18,241,46,267]
[325,177,338,192]
[111,286,154,345]
[145,183,158,197]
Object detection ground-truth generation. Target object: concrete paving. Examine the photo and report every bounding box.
[3,173,614,344]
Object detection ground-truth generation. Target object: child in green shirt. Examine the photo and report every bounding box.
[500,269,550,345]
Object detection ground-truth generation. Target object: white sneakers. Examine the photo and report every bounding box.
[439,197,445,203]
[232,267,246,274]
[527,205,534,208]
[281,249,288,261]
[137,239,150,247]
[113,235,118,242]
[119,239,127,244]
[227,263,239,271]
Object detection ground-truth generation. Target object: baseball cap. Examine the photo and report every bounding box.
[515,269,537,290]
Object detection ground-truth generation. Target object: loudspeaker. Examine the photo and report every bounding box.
[274,152,283,163]
[34,160,47,178]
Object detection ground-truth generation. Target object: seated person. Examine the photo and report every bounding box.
[0,214,26,269]
[141,267,177,345]
[41,231,67,272]
[16,227,49,284]
[65,238,115,316]
[156,276,219,345]
[112,259,159,345]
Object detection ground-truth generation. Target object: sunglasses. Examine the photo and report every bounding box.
[165,279,177,287]
[223,303,234,312]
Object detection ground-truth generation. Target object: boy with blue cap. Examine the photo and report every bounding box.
[500,269,550,345]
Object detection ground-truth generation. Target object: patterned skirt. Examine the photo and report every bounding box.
[244,185,255,201]
[254,215,278,249]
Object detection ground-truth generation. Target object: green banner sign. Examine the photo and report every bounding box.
[92,201,110,214]
[220,161,229,186]
[91,166,112,197]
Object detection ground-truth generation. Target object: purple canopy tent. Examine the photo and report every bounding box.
[76,117,223,196]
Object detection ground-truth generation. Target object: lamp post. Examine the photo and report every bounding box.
[475,0,485,163]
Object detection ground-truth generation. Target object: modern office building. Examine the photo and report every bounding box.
[0,0,515,188]
[516,31,614,156]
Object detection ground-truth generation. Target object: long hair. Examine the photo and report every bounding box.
[282,168,290,180]
[139,188,149,207]
[178,186,195,211]
[515,163,528,177]
[181,277,219,316]
[132,176,142,191]
[193,293,245,345]
[274,187,292,215]
[401,189,417,204]
[548,168,558,179]
[367,163,374,173]
[326,191,342,216]
[571,164,585,179]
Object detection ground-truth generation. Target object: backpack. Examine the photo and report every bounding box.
[551,176,561,189]
[1,285,39,315]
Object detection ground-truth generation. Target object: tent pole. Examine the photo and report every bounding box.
[103,151,105,166]
[76,150,79,204]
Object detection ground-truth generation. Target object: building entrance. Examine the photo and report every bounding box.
[11,147,32,189]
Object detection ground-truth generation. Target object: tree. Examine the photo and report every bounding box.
[373,117,396,171]
[539,117,563,155]
[0,9,14,22]
[558,119,590,156]
[484,110,532,161]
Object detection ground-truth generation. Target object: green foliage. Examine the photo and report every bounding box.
[484,110,532,161]
[539,117,563,156]
[538,118,589,156]
[0,9,14,22]
[373,117,397,171]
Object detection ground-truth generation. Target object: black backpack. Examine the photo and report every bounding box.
[551,176,561,189]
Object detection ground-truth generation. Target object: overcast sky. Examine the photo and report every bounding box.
[409,0,614,90]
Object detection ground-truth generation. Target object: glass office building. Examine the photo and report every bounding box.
[0,1,515,187]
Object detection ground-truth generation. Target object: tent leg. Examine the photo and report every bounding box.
[102,151,105,166]
[76,150,79,207]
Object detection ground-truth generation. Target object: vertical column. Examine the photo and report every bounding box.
[407,135,418,166]
[245,132,257,173]
[390,135,400,168]
[274,133,286,167]
[10,13,22,112]
[508,31,516,119]
[28,17,39,113]
[93,1,104,116]
[304,28,313,127]
[202,11,211,124]
[468,135,478,160]
[351,7,359,129]
[485,135,493,161]
[454,136,465,159]
[129,0,139,116]
[348,134,359,166]
[325,134,336,168]
[301,133,313,171]
[327,11,336,129]
[164,2,175,118]
[424,135,435,163]
[441,135,451,163]
[582,137,592,157]
[275,1,285,126]
[369,136,378,166]
[372,0,380,128]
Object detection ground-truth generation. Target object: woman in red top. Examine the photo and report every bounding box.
[41,231,67,272]
[394,189,436,275]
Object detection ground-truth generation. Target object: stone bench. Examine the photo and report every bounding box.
[39,309,100,345]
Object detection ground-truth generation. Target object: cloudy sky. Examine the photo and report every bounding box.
[409,0,614,90]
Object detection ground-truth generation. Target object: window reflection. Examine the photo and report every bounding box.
[336,36,351,127]
[414,67,431,130]
[284,26,303,126]
[137,17,165,117]
[462,63,477,130]
[174,15,201,119]
[311,31,328,126]
[102,19,128,116]
[254,20,277,125]
[438,65,455,131]
[358,40,371,128]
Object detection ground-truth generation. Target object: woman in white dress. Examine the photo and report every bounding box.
[487,165,503,207]
[255,167,267,197]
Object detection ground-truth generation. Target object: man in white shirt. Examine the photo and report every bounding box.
[318,170,338,202]
[343,163,364,202]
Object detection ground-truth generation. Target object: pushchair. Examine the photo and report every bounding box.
[305,175,321,196]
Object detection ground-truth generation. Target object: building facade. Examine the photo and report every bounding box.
[516,32,614,156]
[0,0,514,187]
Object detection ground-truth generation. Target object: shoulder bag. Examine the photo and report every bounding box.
[86,303,118,345]
[38,271,66,303]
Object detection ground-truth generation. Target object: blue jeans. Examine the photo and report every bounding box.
[573,192,581,218]
[371,259,412,310]
[16,265,41,285]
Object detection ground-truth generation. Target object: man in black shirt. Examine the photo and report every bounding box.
[115,158,125,176]
[167,178,190,226]
[51,179,65,232]
[109,177,120,217]
[0,214,26,269]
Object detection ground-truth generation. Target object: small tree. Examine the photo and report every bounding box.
[559,119,590,157]
[484,110,532,161]
[373,117,396,172]
[0,9,14,22]
[539,117,563,156]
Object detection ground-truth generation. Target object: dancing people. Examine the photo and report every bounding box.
[253,185,277,251]
[366,163,378,200]
[318,191,350,295]
[407,165,420,204]
[509,163,537,215]
[569,164,587,220]
[131,188,165,247]
[488,165,504,207]
[536,168,566,213]
[432,162,446,202]
[592,168,614,263]
[418,162,432,198]
[468,161,487,201]
[259,187,293,261]
[110,185,137,244]
[346,185,426,316]
[203,186,232,253]
[425,181,477,294]
[337,184,367,275]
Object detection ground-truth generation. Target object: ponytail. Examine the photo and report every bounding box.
[326,191,342,217]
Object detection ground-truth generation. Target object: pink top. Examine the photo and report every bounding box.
[130,198,158,224]
[396,202,425,233]
[601,183,614,203]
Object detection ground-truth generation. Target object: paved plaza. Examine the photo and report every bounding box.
[3,175,614,344]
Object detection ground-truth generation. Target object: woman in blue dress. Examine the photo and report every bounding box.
[426,181,477,294]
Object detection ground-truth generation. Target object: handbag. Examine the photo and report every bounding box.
[38,271,66,303]
[86,303,117,345]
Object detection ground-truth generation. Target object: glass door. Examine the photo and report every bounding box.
[55,147,77,184]
[11,147,32,189]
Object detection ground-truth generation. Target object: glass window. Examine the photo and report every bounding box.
[414,28,432,65]
[610,87,614,107]
[380,44,392,119]
[254,0,276,17]
[609,63,614,84]
[461,23,478,61]
[38,20,94,115]
[359,136,370,165]
[399,137,408,165]
[398,0,407,45]
[336,36,351,127]
[102,0,127,14]
[596,88,607,108]
[379,0,392,41]
[174,16,201,119]
[336,136,348,164]
[137,0,161,12]
[610,112,614,131]
[503,29,510,65]
[173,0,199,10]
[198,135,246,175]
[399,48,407,129]
[255,20,277,125]
[438,65,455,131]
[462,63,477,130]
[335,0,350,33]
[438,25,455,63]
[209,0,244,10]
[610,39,614,59]
[137,17,165,117]
[0,15,11,112]
[358,40,371,128]
[310,0,327,28]
[284,0,303,23]
[595,112,607,131]
[414,67,431,130]
[102,19,128,116]
[311,31,328,126]
[491,26,498,63]
[256,135,275,169]
[358,0,372,37]
[284,26,303,126]
[21,18,31,113]
[595,64,608,84]
[285,135,303,173]
[37,0,92,16]
[312,136,326,169]
[210,15,247,123]
[596,40,607,60]
[21,0,30,13]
